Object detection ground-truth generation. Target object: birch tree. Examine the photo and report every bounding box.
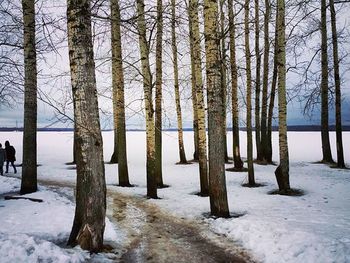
[155,0,164,187]
[136,0,158,198]
[228,0,243,169]
[21,0,37,194]
[110,88,118,163]
[189,32,199,162]
[266,12,278,164]
[329,0,345,168]
[274,0,290,192]
[320,0,333,163]
[188,2,199,162]
[110,13,118,164]
[66,0,106,251]
[219,0,229,163]
[254,0,262,161]
[188,0,209,196]
[171,0,188,164]
[111,0,131,186]
[244,0,255,185]
[260,0,270,164]
[204,0,229,218]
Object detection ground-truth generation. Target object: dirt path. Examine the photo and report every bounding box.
[5,175,254,262]
[107,189,253,263]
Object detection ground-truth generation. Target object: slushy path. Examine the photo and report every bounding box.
[107,190,254,263]
[10,175,254,263]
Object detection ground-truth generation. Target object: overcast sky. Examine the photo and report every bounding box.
[1,0,349,129]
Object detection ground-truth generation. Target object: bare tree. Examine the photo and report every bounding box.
[155,0,164,187]
[254,0,262,161]
[188,0,209,196]
[329,0,345,168]
[320,0,334,163]
[274,0,290,193]
[188,1,199,162]
[136,0,158,199]
[245,0,255,185]
[266,10,278,164]
[109,0,120,163]
[20,0,37,194]
[171,0,188,164]
[204,0,229,218]
[67,0,106,251]
[219,0,229,163]
[111,0,131,186]
[260,0,270,164]
[228,0,243,170]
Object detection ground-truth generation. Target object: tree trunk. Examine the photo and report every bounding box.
[189,0,209,196]
[220,0,229,163]
[21,0,37,195]
[266,13,278,164]
[260,0,270,163]
[110,63,118,164]
[329,0,345,168]
[136,0,157,199]
[245,0,255,185]
[320,0,333,163]
[204,0,229,218]
[171,0,188,164]
[254,0,262,161]
[228,0,243,169]
[274,0,290,192]
[111,0,131,186]
[188,7,199,162]
[155,0,164,187]
[110,109,118,163]
[73,123,77,164]
[190,41,199,162]
[66,0,106,252]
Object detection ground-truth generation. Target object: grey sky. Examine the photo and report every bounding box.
[1,0,349,129]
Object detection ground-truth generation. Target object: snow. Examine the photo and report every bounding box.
[0,131,349,262]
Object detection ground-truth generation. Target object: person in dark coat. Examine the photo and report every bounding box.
[5,141,17,174]
[0,143,6,175]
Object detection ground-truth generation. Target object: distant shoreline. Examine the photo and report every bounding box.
[1,125,350,132]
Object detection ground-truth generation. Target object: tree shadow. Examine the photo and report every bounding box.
[16,163,42,167]
[311,160,336,165]
[253,159,277,166]
[226,167,249,173]
[157,184,170,189]
[191,191,209,197]
[241,183,266,188]
[175,161,193,165]
[109,183,139,188]
[145,195,161,200]
[268,188,305,196]
[202,211,246,219]
[105,161,118,165]
[329,164,349,170]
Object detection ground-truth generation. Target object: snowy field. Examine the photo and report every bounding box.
[0,131,349,262]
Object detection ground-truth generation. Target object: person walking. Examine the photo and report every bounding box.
[5,141,17,174]
[0,143,6,175]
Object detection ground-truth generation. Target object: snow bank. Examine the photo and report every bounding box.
[0,175,119,262]
[0,233,88,263]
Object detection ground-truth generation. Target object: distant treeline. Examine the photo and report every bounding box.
[1,125,350,132]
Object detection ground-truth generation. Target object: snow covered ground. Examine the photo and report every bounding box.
[0,131,349,262]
